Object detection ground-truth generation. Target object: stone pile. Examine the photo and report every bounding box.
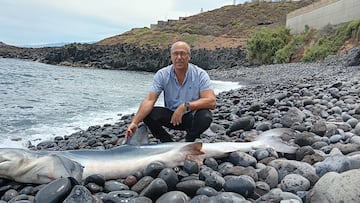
[1,62,360,203]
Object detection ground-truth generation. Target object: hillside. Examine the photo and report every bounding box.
[97,0,319,50]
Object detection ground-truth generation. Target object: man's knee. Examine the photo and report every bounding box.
[197,109,213,126]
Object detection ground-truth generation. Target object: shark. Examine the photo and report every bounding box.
[0,126,297,184]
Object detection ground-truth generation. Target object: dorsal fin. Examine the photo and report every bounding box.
[181,142,205,166]
[125,125,150,145]
[180,142,204,155]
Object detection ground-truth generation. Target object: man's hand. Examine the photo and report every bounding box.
[170,103,186,126]
[125,122,138,139]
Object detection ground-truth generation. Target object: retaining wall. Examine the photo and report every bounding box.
[286,0,360,33]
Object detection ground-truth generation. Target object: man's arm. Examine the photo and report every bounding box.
[171,89,216,126]
[189,89,216,110]
[125,92,159,139]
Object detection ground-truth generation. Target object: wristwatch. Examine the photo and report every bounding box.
[184,102,190,111]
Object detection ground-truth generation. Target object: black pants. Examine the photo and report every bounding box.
[143,107,213,142]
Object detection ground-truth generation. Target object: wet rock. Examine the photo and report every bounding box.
[176,179,205,197]
[8,194,35,202]
[228,151,257,167]
[35,177,76,203]
[204,158,218,170]
[184,160,200,174]
[195,186,218,197]
[204,173,225,191]
[103,190,139,202]
[139,178,168,201]
[223,175,255,198]
[157,168,178,191]
[129,196,152,203]
[85,182,103,193]
[84,174,106,187]
[143,161,166,178]
[63,185,95,203]
[156,191,190,203]
[104,180,129,192]
[227,116,255,134]
[209,192,250,202]
[199,166,222,181]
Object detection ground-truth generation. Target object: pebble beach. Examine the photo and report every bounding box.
[1,61,360,202]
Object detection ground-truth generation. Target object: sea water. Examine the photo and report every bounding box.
[0,58,242,148]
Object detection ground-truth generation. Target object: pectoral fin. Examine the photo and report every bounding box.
[49,154,83,183]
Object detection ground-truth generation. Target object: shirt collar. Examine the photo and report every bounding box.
[170,64,191,85]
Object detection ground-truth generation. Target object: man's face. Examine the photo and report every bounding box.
[171,44,190,70]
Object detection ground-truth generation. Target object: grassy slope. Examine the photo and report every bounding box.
[96,0,317,50]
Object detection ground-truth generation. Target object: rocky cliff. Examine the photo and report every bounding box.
[0,42,248,71]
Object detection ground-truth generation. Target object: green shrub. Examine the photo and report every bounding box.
[247,27,291,64]
[247,19,360,64]
[275,31,307,63]
[345,19,360,41]
[303,35,337,62]
[303,19,360,62]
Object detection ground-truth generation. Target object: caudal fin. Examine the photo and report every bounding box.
[256,128,298,154]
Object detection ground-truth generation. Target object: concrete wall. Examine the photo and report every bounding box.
[286,0,360,33]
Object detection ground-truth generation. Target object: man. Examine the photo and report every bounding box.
[125,41,216,142]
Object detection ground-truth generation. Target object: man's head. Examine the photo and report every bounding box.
[170,41,191,70]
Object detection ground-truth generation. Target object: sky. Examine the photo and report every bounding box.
[0,0,248,46]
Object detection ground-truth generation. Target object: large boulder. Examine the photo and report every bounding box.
[310,169,360,202]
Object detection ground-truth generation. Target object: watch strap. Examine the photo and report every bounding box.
[185,102,190,111]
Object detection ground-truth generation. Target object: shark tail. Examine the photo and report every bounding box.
[255,128,298,154]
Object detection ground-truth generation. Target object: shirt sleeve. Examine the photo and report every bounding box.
[150,70,164,95]
[199,69,212,92]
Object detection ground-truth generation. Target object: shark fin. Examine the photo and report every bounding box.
[182,142,205,166]
[125,124,150,146]
[256,128,298,154]
[50,154,83,183]
[181,142,204,155]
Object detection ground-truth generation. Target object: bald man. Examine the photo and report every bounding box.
[125,41,216,142]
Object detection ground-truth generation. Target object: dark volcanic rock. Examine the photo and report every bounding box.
[0,43,248,71]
